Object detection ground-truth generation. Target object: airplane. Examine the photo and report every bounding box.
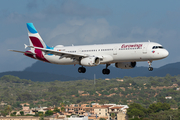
[10,23,169,75]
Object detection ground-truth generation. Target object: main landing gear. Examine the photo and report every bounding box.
[148,61,153,71]
[102,64,110,75]
[78,66,86,73]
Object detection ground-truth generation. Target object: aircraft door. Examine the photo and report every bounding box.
[78,48,82,53]
[113,46,118,55]
[142,43,149,54]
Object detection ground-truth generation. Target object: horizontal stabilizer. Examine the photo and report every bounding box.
[9,50,35,55]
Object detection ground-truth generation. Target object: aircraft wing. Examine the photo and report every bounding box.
[9,50,35,55]
[31,46,88,59]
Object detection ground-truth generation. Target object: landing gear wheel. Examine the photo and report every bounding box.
[147,61,153,71]
[78,67,82,73]
[78,67,86,73]
[148,67,153,71]
[102,69,110,75]
[102,64,111,75]
[81,67,86,73]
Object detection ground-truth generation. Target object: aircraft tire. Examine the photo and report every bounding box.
[102,69,110,75]
[78,67,86,73]
[81,67,86,73]
[78,67,82,73]
[148,67,153,71]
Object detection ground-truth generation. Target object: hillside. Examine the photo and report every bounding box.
[1,74,180,111]
[1,61,180,81]
[0,71,83,82]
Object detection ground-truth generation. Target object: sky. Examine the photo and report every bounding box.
[1,0,180,72]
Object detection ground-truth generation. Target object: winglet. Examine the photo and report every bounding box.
[27,23,38,34]
[24,44,28,49]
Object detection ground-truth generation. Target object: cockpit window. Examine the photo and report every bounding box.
[152,46,164,49]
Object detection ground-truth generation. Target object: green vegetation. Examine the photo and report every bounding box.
[45,110,53,116]
[1,74,180,112]
[111,113,115,120]
[0,105,12,116]
[127,102,170,118]
[99,118,106,120]
[127,102,180,120]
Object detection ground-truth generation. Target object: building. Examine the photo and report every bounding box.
[0,102,7,106]
[64,104,95,115]
[94,105,109,119]
[165,96,172,99]
[63,103,128,120]
[0,116,39,120]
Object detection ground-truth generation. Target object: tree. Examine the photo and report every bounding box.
[99,118,106,120]
[45,110,53,116]
[11,112,16,116]
[39,113,44,120]
[177,81,180,86]
[158,96,166,103]
[147,102,170,114]
[20,111,24,116]
[129,108,145,118]
[60,102,65,107]
[53,107,60,113]
[5,105,12,116]
[111,113,116,120]
[127,103,146,118]
[145,83,151,89]
[1,110,8,117]
[61,107,65,113]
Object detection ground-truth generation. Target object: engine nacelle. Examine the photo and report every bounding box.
[80,57,100,66]
[115,62,136,69]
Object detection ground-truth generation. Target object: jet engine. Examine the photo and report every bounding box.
[80,57,100,66]
[115,62,136,69]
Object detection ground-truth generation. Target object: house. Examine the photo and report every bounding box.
[105,78,110,80]
[62,103,128,120]
[94,106,109,118]
[22,106,30,115]
[165,96,172,99]
[20,103,30,107]
[117,79,124,82]
[64,104,94,115]
[172,84,178,87]
[0,102,7,106]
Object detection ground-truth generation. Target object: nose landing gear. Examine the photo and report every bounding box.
[148,61,153,71]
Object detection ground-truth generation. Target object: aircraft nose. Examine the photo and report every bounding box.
[162,49,169,58]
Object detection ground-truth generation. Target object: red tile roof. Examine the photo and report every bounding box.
[110,106,123,109]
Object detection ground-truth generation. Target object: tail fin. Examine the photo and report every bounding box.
[26,23,46,48]
[26,23,50,62]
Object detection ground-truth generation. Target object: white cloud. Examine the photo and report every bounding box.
[43,0,111,17]
[47,18,111,45]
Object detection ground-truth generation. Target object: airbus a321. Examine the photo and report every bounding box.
[10,23,169,75]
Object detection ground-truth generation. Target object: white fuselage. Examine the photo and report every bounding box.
[43,42,169,65]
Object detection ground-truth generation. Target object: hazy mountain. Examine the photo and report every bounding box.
[1,61,180,81]
[0,71,84,82]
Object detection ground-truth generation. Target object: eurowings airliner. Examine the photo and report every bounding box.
[10,23,169,75]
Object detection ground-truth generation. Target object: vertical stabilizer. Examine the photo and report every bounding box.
[26,23,46,48]
[26,23,49,62]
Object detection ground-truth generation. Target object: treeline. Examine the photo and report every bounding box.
[1,74,180,111]
[0,105,60,118]
[127,102,180,120]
